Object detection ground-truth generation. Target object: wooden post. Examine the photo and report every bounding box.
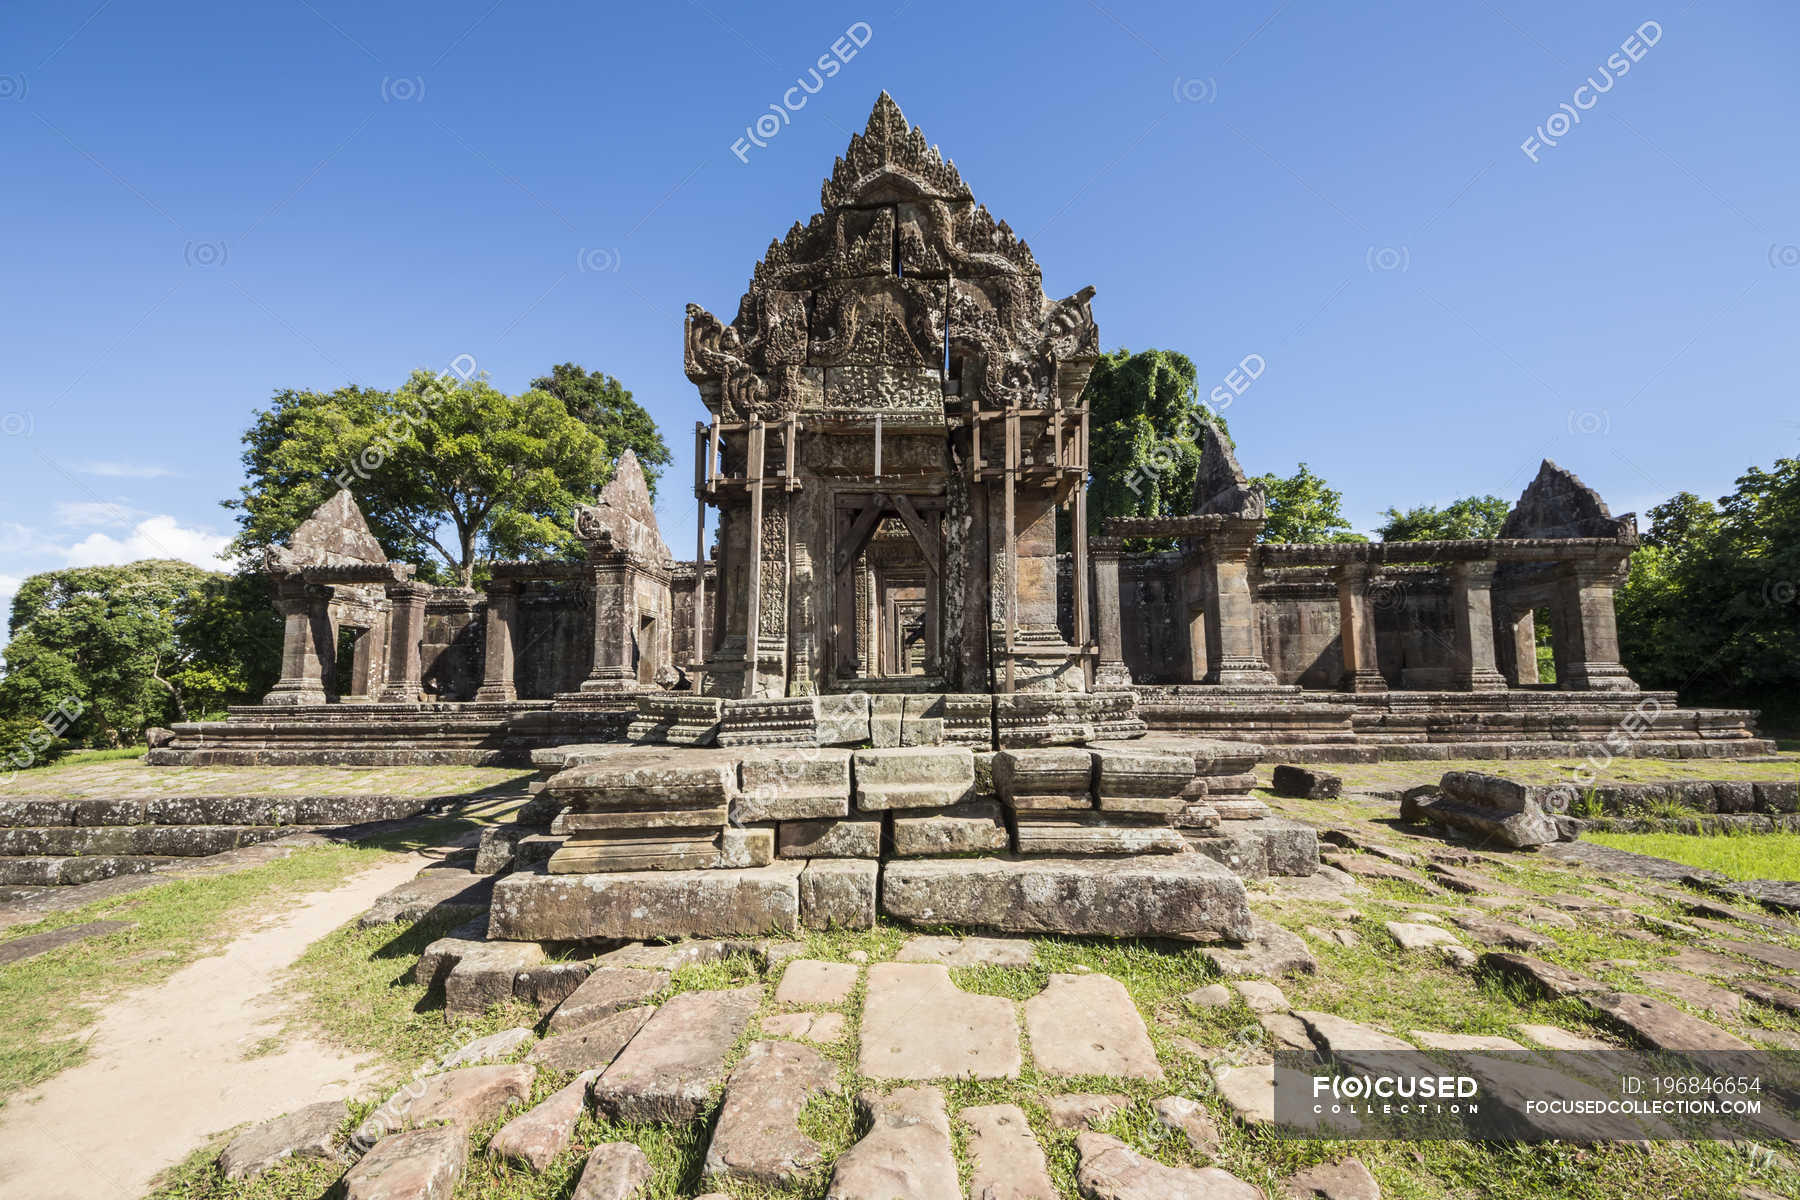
[1003,406,1019,693]
[1075,404,1091,686]
[873,413,883,479]
[692,423,708,665]
[707,416,721,491]
[744,419,766,697]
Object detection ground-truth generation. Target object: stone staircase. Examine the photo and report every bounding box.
[0,793,438,886]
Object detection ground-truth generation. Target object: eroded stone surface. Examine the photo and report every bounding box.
[440,1026,534,1069]
[896,934,1034,967]
[1583,991,1752,1051]
[1152,1095,1222,1155]
[218,1099,345,1180]
[1044,1093,1130,1130]
[593,986,762,1122]
[761,1010,847,1042]
[961,1103,1056,1200]
[703,1040,840,1186]
[571,1142,653,1200]
[548,968,669,1035]
[366,1063,535,1138]
[1024,973,1162,1080]
[491,862,802,941]
[776,959,858,1006]
[1075,1132,1262,1200]
[859,963,1020,1080]
[1281,1157,1382,1200]
[891,803,1009,855]
[528,1005,655,1073]
[1203,918,1316,977]
[1385,921,1460,952]
[825,1087,958,1200]
[489,1071,599,1172]
[444,940,547,1018]
[800,858,878,930]
[342,1126,466,1200]
[779,818,882,859]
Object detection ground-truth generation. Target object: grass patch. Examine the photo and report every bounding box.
[1585,831,1800,882]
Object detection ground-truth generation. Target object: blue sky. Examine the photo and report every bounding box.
[2,0,1796,614]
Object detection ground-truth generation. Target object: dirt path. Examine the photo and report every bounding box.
[0,852,427,1199]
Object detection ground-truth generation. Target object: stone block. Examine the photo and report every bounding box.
[720,825,776,868]
[1012,812,1187,855]
[444,940,547,1018]
[1270,764,1341,800]
[971,751,998,800]
[474,824,526,873]
[777,817,882,859]
[853,746,976,810]
[547,752,738,809]
[800,858,878,929]
[341,1126,465,1200]
[880,854,1252,941]
[489,861,803,941]
[218,1100,346,1180]
[547,832,722,874]
[1712,781,1755,814]
[1091,747,1192,812]
[1756,781,1800,813]
[891,803,1009,856]
[1188,832,1268,879]
[735,749,851,822]
[993,747,1094,809]
[592,986,762,1122]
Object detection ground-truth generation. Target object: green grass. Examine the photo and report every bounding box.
[33,745,146,771]
[1584,831,1800,882]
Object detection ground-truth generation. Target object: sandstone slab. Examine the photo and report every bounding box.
[853,746,975,810]
[1584,991,1752,1051]
[859,962,1021,1080]
[1012,812,1187,854]
[528,1005,655,1073]
[341,1126,466,1200]
[548,967,668,1034]
[896,934,1034,968]
[218,1099,345,1180]
[571,1141,653,1200]
[488,1070,598,1172]
[1480,952,1606,999]
[439,1026,534,1069]
[799,857,878,930]
[1152,1095,1222,1155]
[1281,1157,1381,1200]
[891,802,1009,855]
[776,958,858,1006]
[1024,973,1162,1080]
[993,746,1094,809]
[1044,1092,1129,1130]
[779,818,881,859]
[703,1039,839,1186]
[1385,921,1460,952]
[762,1010,847,1042]
[736,749,852,821]
[490,861,802,941]
[961,1103,1056,1200]
[882,855,1251,941]
[1203,917,1316,977]
[443,939,547,1018]
[1075,1132,1262,1200]
[825,1087,958,1200]
[365,1063,535,1138]
[592,985,762,1122]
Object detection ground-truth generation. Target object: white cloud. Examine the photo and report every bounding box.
[62,516,234,572]
[72,460,179,479]
[54,500,146,528]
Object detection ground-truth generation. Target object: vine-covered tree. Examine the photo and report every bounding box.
[1377,495,1510,541]
[1082,348,1217,540]
[531,364,672,499]
[227,371,612,586]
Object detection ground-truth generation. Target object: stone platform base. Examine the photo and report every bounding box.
[1136,687,1772,762]
[489,853,1252,943]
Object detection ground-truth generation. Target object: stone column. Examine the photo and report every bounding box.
[473,577,519,702]
[1202,524,1278,686]
[1090,537,1133,689]
[1507,607,1539,686]
[263,578,333,706]
[379,581,431,703]
[1333,560,1387,693]
[1556,560,1639,691]
[1449,560,1508,692]
[580,559,640,693]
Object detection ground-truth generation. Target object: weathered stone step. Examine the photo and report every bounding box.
[0,794,436,828]
[0,824,298,857]
[0,855,183,886]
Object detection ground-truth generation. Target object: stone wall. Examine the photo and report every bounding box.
[421,590,484,701]
[513,579,594,699]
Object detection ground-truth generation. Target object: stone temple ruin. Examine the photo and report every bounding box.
[151,94,1770,942]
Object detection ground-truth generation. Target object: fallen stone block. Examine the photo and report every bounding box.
[592,986,762,1122]
[852,746,975,810]
[513,960,594,1014]
[1480,952,1607,1000]
[1271,765,1342,800]
[547,967,668,1035]
[217,1099,346,1180]
[702,1039,839,1186]
[1076,1132,1263,1200]
[439,1026,534,1069]
[527,1006,655,1073]
[359,866,494,928]
[488,1070,599,1172]
[883,854,1251,940]
[474,824,527,874]
[489,861,803,941]
[341,1126,466,1200]
[364,1064,535,1139]
[1202,917,1316,977]
[800,858,878,930]
[444,940,548,1018]
[570,1142,652,1200]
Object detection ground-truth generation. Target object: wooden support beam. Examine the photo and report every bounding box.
[1003,406,1019,694]
[783,413,800,492]
[707,417,721,492]
[833,495,890,579]
[743,418,766,697]
[692,425,708,666]
[890,493,940,577]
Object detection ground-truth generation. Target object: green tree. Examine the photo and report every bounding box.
[0,561,277,751]
[1250,463,1366,543]
[531,364,672,499]
[1377,495,1511,541]
[1082,348,1216,542]
[228,372,612,586]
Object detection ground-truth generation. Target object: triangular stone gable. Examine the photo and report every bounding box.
[574,449,672,564]
[283,489,388,567]
[1192,423,1265,519]
[1500,460,1635,540]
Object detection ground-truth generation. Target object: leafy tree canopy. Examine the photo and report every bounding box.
[531,363,672,499]
[227,371,612,586]
[1250,463,1366,544]
[1377,495,1510,541]
[0,562,280,754]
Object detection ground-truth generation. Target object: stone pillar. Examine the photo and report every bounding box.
[1449,561,1508,692]
[580,559,640,693]
[473,578,519,702]
[263,578,333,706]
[379,581,431,703]
[1202,525,1278,686]
[1557,560,1638,691]
[1507,607,1539,686]
[1090,537,1133,689]
[1333,560,1387,694]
